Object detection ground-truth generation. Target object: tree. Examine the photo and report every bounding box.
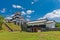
[0,15,4,30]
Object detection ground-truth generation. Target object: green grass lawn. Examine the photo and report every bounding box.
[0,31,60,40]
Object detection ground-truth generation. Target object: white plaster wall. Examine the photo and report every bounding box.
[46,22,55,28]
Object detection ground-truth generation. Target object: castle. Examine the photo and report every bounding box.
[5,12,56,32]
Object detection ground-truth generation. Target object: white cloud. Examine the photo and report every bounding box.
[26,15,31,18]
[38,9,60,22]
[26,19,30,21]
[0,8,6,13]
[5,17,12,19]
[59,0,60,2]
[34,0,39,2]
[20,9,35,15]
[12,5,16,8]
[31,0,38,4]
[31,2,35,4]
[21,11,26,15]
[11,14,15,17]
[12,4,22,9]
[38,17,46,20]
[26,10,35,14]
[43,9,60,18]
[17,5,22,8]
[5,14,15,19]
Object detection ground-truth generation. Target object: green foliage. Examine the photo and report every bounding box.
[0,15,4,30]
[0,20,4,24]
[0,15,4,20]
[56,23,60,28]
[0,15,4,24]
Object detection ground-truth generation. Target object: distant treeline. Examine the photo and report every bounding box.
[56,22,60,28]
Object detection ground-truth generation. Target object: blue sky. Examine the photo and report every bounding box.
[0,0,60,21]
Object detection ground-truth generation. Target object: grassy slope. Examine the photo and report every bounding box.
[6,23,21,31]
[2,24,11,32]
[0,31,60,40]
